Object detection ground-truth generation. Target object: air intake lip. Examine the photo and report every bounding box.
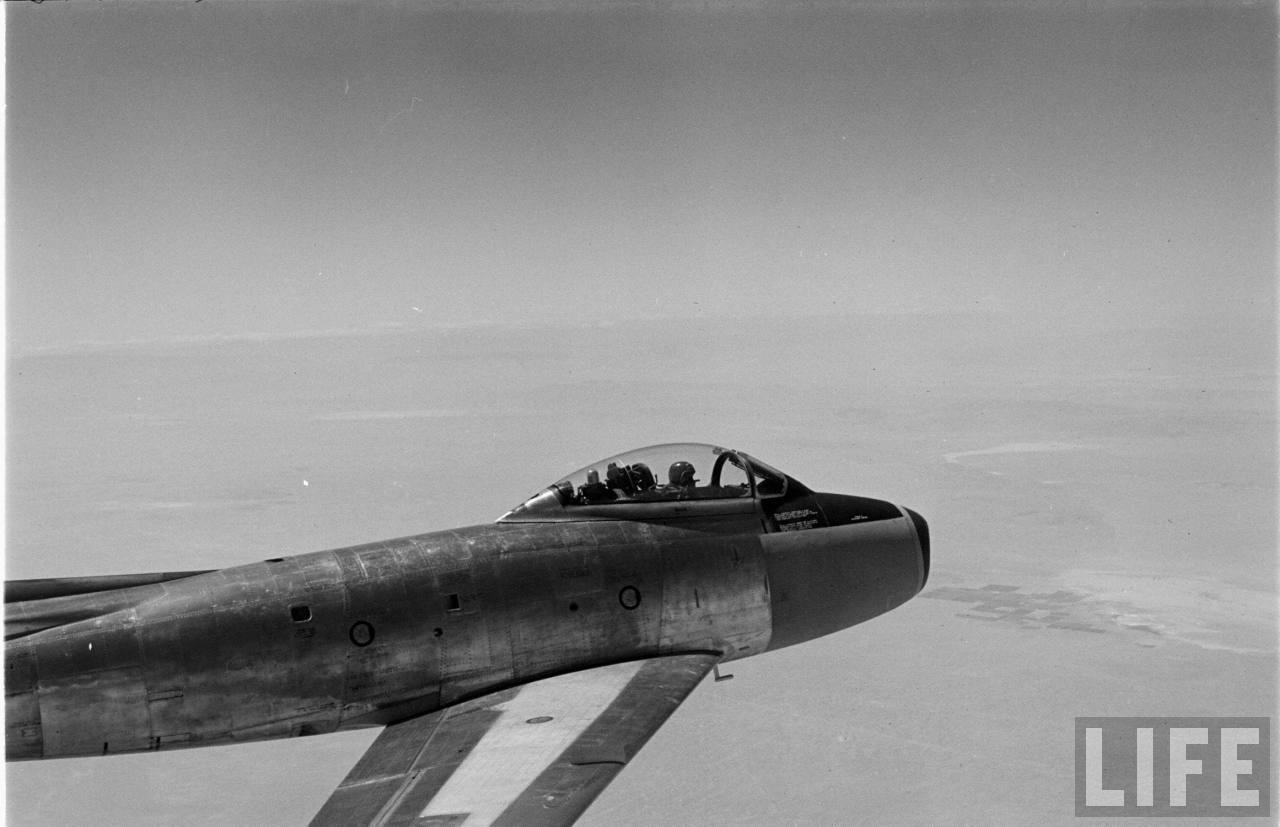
[903,507,930,588]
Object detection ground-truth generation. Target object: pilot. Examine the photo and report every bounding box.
[666,461,697,491]
[578,469,615,503]
[606,462,633,495]
[630,462,656,492]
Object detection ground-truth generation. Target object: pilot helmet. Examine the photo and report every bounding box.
[630,462,656,491]
[668,461,696,487]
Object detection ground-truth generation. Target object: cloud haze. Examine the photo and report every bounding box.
[8,3,1274,349]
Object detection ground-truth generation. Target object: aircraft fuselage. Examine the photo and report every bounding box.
[6,500,926,761]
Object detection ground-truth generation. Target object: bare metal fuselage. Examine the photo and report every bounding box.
[6,502,926,761]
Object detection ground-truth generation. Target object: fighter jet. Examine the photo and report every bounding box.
[5,443,929,825]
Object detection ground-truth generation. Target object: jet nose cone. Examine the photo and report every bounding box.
[762,495,931,652]
[902,507,930,589]
[810,492,929,591]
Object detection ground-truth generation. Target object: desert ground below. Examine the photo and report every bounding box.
[6,312,1274,824]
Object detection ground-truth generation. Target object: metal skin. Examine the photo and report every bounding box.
[5,450,929,766]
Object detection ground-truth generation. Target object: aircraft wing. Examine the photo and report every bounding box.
[310,653,718,826]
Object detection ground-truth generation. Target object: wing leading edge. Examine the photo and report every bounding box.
[310,653,718,827]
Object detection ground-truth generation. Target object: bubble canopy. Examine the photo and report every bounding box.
[499,443,807,521]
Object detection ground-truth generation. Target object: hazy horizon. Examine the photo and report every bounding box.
[9,2,1275,351]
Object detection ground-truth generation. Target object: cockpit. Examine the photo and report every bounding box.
[498,443,808,522]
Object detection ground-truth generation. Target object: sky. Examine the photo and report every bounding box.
[4,2,1277,825]
[7,1,1275,350]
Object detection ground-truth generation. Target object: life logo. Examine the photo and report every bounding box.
[1075,717,1271,817]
